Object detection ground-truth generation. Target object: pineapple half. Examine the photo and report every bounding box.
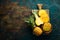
[42,22,52,33]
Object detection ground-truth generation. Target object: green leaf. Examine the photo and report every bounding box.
[24,14,35,27]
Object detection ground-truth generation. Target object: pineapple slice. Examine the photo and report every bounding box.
[38,10,49,17]
[38,10,50,22]
[40,16,49,23]
[33,27,43,36]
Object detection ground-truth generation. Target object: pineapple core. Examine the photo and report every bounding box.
[32,10,43,26]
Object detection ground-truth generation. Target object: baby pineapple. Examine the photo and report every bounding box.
[43,22,52,32]
[33,27,43,36]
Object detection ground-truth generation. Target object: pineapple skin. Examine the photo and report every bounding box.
[43,22,52,32]
[33,27,43,36]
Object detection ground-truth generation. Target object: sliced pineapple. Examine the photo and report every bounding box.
[33,27,43,36]
[40,16,50,23]
[38,9,49,17]
[38,9,50,22]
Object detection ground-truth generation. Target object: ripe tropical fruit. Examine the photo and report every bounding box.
[32,10,43,26]
[35,17,43,26]
[38,10,49,17]
[33,27,43,36]
[38,10,50,23]
[40,16,50,23]
[43,22,52,32]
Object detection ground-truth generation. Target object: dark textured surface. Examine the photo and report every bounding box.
[0,0,60,40]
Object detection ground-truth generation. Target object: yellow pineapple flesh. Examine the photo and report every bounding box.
[38,9,50,23]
